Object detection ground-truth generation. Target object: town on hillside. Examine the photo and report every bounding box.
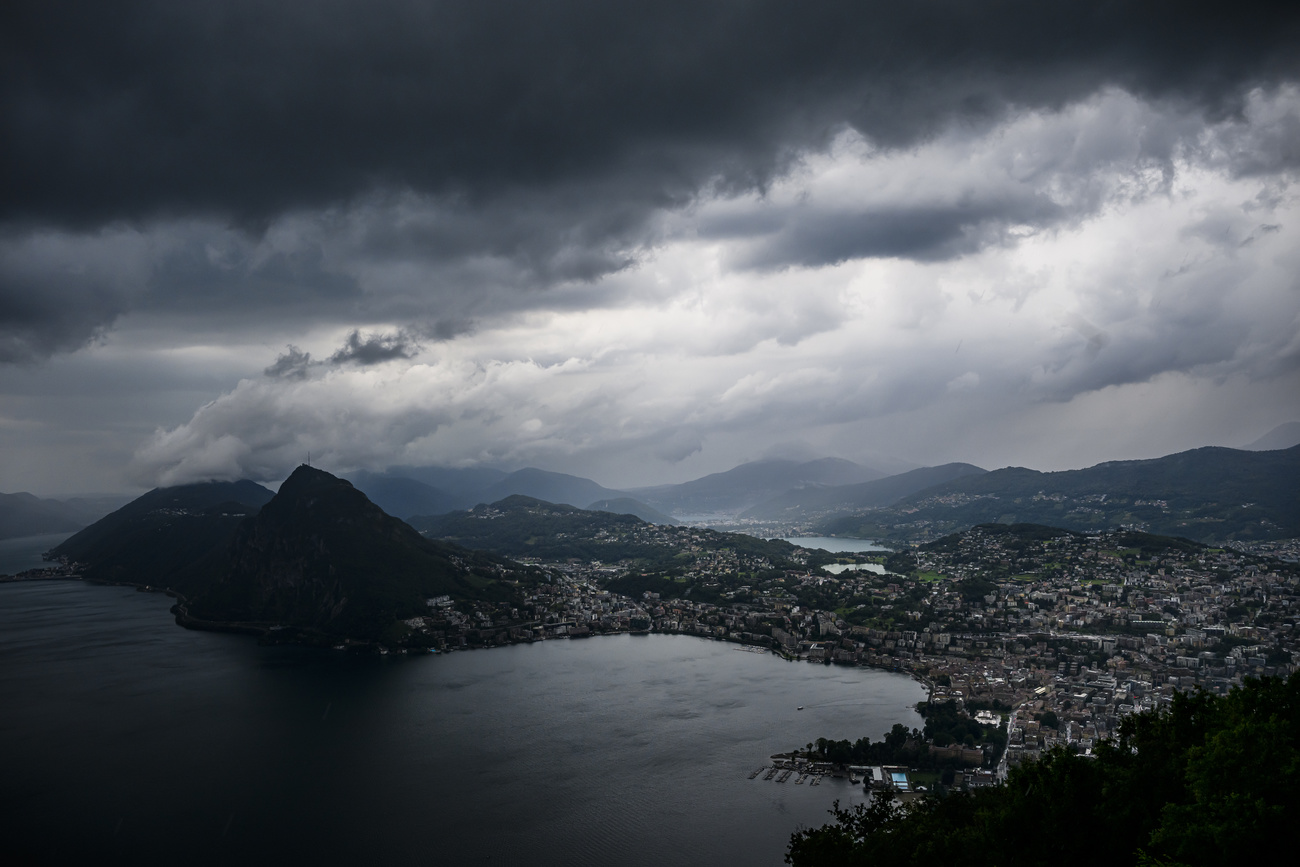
[403,519,1298,791]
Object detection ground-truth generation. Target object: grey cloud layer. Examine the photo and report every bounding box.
[4,2,1299,362]
[6,1,1300,493]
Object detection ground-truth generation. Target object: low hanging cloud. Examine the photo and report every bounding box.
[329,329,422,366]
[263,346,315,380]
[130,158,1300,488]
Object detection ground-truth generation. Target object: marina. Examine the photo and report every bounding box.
[749,754,846,788]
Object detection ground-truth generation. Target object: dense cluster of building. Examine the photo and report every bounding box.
[407,520,1299,784]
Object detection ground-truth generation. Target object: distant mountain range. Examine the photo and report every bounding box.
[0,491,132,540]
[347,458,888,523]
[347,459,889,522]
[34,441,1300,644]
[344,444,1299,544]
[739,462,987,520]
[1245,421,1300,451]
[345,466,631,520]
[15,439,1299,554]
[628,457,886,516]
[819,445,1300,544]
[585,497,677,525]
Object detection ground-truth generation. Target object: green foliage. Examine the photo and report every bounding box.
[604,572,689,600]
[414,494,815,574]
[808,724,925,767]
[920,700,1005,750]
[883,549,917,575]
[787,673,1300,867]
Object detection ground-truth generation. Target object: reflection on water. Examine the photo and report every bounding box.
[781,536,886,553]
[0,580,924,867]
[823,562,886,574]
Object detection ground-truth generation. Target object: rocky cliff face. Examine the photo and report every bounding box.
[191,465,526,639]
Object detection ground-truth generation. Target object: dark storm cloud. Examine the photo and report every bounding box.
[4,0,1300,373]
[0,227,148,362]
[0,265,123,362]
[264,346,315,380]
[328,329,421,366]
[4,0,1298,230]
[0,220,363,362]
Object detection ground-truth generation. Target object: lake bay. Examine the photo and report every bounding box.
[0,580,923,866]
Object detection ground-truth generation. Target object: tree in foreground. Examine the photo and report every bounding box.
[787,673,1299,867]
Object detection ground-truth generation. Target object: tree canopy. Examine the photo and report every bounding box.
[787,673,1300,867]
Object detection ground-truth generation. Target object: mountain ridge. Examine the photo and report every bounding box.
[51,468,541,644]
[818,445,1300,543]
[740,462,987,519]
[0,490,134,541]
[50,480,276,591]
[630,457,885,515]
[188,466,535,640]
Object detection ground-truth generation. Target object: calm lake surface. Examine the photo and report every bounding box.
[0,580,924,866]
[782,536,887,553]
[0,531,74,576]
[823,563,887,575]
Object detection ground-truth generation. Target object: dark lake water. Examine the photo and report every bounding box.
[0,531,74,576]
[781,536,887,554]
[0,580,924,866]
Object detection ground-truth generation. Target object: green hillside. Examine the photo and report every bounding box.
[413,494,815,570]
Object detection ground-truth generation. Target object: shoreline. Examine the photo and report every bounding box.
[0,569,932,697]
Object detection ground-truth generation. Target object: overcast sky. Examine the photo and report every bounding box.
[3,1,1299,496]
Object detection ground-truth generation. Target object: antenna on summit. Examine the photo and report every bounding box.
[307,451,311,468]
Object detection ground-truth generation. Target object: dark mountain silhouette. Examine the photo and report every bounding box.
[819,445,1300,543]
[740,462,987,519]
[187,466,533,640]
[349,465,627,515]
[50,480,275,591]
